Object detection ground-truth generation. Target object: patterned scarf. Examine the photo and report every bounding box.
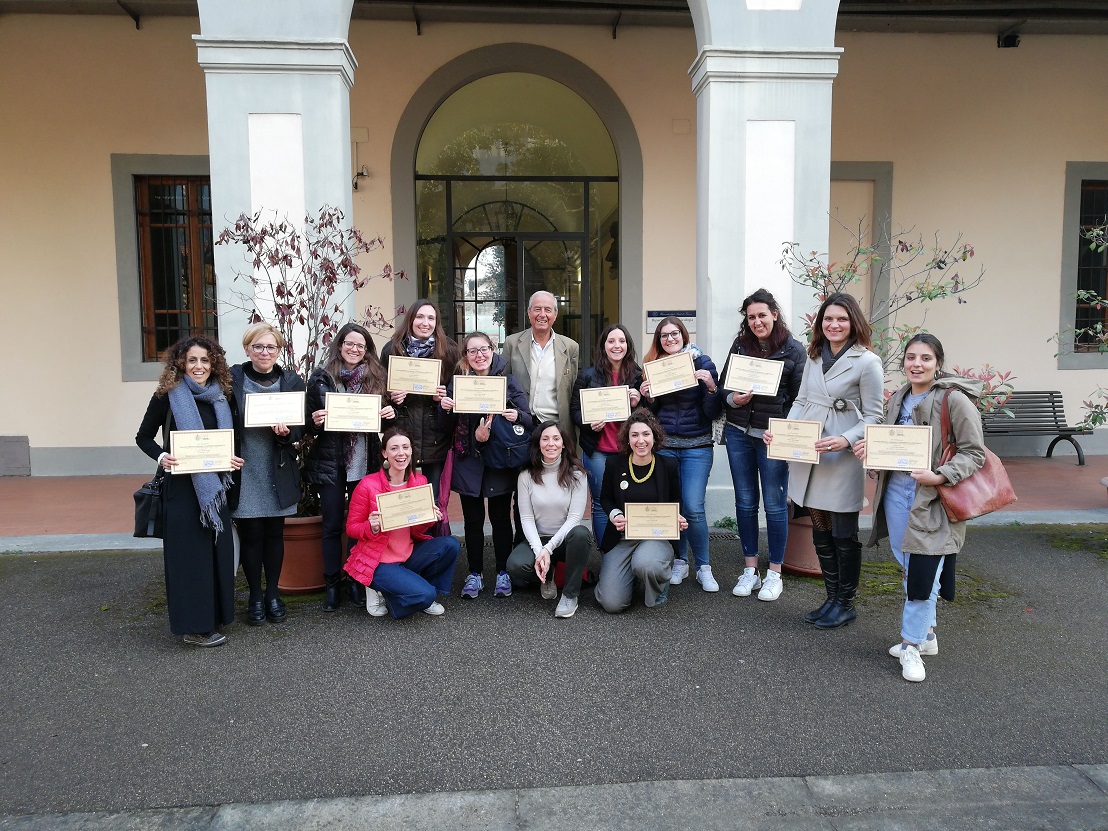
[404,334,436,359]
[167,375,234,535]
[338,364,370,467]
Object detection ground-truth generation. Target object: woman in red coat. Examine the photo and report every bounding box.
[344,427,460,619]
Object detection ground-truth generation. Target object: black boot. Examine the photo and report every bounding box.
[322,572,342,613]
[347,578,365,605]
[815,535,861,629]
[804,529,838,624]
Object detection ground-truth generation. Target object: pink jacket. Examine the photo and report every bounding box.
[343,469,434,586]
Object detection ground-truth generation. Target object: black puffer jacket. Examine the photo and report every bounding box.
[301,365,382,486]
[719,335,807,432]
[380,341,453,468]
[229,363,304,511]
[570,365,644,456]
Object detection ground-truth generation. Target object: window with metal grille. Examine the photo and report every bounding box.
[1076,180,1108,353]
[134,176,217,360]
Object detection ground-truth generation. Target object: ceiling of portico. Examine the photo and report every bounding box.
[2,0,1107,34]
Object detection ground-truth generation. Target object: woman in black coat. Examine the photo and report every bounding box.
[304,322,396,612]
[229,322,306,626]
[136,336,244,647]
[440,331,533,600]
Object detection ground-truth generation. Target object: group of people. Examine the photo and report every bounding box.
[138,288,986,683]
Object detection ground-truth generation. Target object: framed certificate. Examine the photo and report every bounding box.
[767,418,821,464]
[387,356,442,395]
[643,351,697,397]
[376,483,437,532]
[578,385,631,424]
[169,429,235,474]
[624,502,681,540]
[453,374,507,414]
[863,424,932,471]
[723,355,784,397]
[323,393,382,433]
[243,391,306,428]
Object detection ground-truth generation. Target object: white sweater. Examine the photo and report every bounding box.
[516,461,589,556]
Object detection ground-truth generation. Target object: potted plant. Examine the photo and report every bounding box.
[217,205,405,591]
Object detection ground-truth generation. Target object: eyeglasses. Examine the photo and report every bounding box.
[250,344,279,354]
[342,341,367,352]
[659,330,683,341]
[466,346,493,357]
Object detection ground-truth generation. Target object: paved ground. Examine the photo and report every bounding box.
[1,525,1106,828]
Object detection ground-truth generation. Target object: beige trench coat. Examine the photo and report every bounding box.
[786,345,885,513]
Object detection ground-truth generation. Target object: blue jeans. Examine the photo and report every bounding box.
[882,471,942,643]
[370,536,460,619]
[656,445,713,569]
[582,449,616,545]
[724,426,789,566]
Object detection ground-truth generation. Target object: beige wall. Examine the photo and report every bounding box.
[832,31,1108,411]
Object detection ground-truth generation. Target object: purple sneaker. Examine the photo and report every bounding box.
[494,571,512,597]
[461,573,483,599]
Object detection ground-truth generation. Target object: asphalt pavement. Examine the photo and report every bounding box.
[1,526,1106,829]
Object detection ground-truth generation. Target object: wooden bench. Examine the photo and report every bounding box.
[981,390,1092,466]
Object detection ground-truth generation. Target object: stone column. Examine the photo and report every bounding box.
[194,0,357,352]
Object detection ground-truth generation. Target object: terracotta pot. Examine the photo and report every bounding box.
[782,513,821,578]
[279,515,326,594]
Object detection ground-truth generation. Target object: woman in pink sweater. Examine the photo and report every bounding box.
[345,427,460,618]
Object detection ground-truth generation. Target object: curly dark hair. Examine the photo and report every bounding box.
[616,407,666,455]
[155,335,233,396]
[526,421,586,488]
[737,288,791,354]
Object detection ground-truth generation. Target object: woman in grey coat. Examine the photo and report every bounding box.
[766,293,884,629]
[855,333,985,682]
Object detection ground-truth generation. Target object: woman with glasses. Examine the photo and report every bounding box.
[304,322,396,612]
[229,322,306,626]
[380,300,460,504]
[640,317,723,592]
[570,324,642,545]
[440,332,533,599]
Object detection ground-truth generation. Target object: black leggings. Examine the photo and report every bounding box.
[236,516,285,600]
[459,493,513,574]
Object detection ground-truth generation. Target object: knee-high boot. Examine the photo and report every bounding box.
[322,572,342,613]
[815,535,861,629]
[804,529,838,624]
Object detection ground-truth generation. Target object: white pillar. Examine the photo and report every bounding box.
[195,0,357,352]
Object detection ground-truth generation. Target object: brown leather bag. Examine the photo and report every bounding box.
[937,389,1017,522]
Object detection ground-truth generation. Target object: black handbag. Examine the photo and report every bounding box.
[134,467,166,538]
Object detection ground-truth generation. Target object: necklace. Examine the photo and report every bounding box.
[628,455,655,483]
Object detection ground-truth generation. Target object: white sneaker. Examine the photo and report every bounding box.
[365,588,388,617]
[732,568,762,597]
[757,570,783,601]
[422,601,445,616]
[554,594,578,618]
[670,558,690,585]
[889,636,938,657]
[900,644,926,682]
[695,565,720,592]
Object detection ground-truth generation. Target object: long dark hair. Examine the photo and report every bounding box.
[380,426,416,483]
[617,408,666,455]
[156,335,233,396]
[643,316,688,363]
[389,299,459,385]
[807,292,873,359]
[322,322,386,393]
[527,421,586,488]
[737,288,791,354]
[593,324,640,386]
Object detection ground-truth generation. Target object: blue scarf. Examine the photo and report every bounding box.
[167,376,235,535]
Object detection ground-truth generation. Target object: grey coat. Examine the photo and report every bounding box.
[786,345,885,513]
[866,376,987,556]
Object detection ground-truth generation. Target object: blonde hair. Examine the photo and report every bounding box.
[242,322,285,350]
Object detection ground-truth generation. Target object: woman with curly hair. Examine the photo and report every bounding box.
[595,408,687,613]
[135,335,244,647]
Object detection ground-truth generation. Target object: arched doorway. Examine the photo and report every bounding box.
[414,72,619,350]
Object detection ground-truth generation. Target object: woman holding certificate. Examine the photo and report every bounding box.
[505,422,592,618]
[380,300,460,503]
[640,317,723,592]
[305,322,396,612]
[719,289,806,602]
[135,335,244,647]
[344,427,460,618]
[440,332,534,600]
[595,408,686,613]
[570,324,642,545]
[853,334,985,682]
[230,323,306,626]
[766,293,884,630]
